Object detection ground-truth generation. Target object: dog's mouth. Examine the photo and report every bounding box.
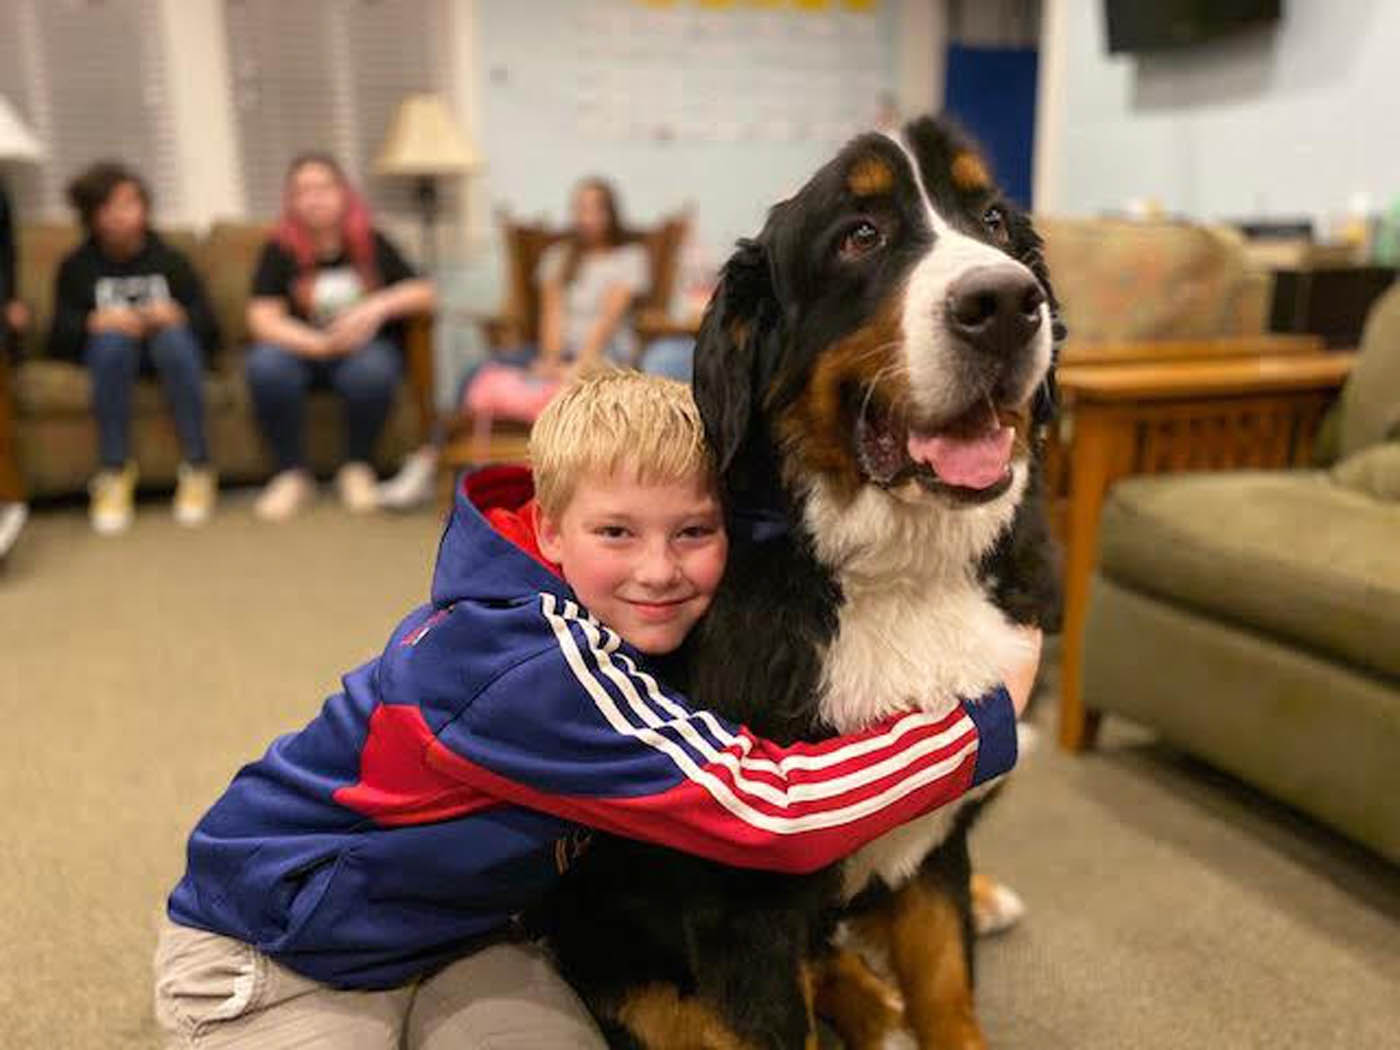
[855,398,1017,504]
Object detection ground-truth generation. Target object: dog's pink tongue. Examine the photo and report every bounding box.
[907,426,1014,490]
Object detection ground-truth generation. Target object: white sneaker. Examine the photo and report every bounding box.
[0,501,27,560]
[336,461,378,514]
[173,462,217,527]
[376,446,439,511]
[254,469,314,523]
[89,462,138,535]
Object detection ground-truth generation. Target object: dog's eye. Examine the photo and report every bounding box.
[982,206,1009,244]
[839,221,884,261]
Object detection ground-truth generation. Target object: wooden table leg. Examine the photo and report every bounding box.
[1058,406,1133,752]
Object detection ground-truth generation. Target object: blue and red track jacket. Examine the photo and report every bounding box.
[168,466,1017,989]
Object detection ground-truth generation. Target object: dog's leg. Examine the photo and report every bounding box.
[615,984,757,1050]
[884,875,987,1050]
[685,907,817,1050]
[812,947,906,1050]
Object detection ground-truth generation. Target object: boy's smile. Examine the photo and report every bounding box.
[536,470,727,654]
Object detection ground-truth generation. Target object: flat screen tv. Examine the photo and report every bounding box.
[1105,0,1282,54]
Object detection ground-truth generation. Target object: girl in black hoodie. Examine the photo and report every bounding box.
[49,162,219,534]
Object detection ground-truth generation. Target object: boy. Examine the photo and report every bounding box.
[155,370,1029,1048]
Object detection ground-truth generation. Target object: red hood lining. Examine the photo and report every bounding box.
[464,465,562,578]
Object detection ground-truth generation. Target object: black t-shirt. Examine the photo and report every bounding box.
[47,232,220,364]
[251,230,416,347]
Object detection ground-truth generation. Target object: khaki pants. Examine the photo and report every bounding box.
[153,919,607,1049]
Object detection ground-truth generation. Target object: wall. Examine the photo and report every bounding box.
[1036,0,1400,225]
[470,0,928,263]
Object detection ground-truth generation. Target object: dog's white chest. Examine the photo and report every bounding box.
[818,578,1015,731]
[818,576,1022,898]
[802,476,1029,897]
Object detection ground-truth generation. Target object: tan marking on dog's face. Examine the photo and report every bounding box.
[951,151,991,193]
[775,296,909,506]
[847,156,895,197]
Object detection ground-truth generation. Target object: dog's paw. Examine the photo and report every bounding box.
[971,874,1027,936]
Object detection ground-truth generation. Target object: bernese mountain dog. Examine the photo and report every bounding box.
[539,114,1063,1050]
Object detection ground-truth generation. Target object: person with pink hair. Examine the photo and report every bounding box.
[245,153,434,522]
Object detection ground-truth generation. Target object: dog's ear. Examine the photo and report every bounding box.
[692,238,781,485]
[1008,210,1065,428]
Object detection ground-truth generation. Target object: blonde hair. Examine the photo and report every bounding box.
[530,368,714,518]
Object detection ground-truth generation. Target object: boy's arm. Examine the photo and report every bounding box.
[429,595,1017,875]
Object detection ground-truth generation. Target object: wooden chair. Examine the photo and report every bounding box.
[439,207,692,497]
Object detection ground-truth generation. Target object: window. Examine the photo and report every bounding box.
[0,0,178,222]
[224,0,453,221]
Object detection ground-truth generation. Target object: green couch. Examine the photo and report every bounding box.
[8,222,429,498]
[1080,285,1400,862]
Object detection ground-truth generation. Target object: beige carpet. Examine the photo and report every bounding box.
[2,497,1397,1049]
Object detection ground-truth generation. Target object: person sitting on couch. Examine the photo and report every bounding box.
[48,161,220,535]
[245,153,435,522]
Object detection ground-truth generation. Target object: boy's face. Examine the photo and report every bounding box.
[537,470,727,655]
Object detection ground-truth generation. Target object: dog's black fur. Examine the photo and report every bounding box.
[539,116,1063,1049]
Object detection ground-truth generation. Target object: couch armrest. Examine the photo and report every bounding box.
[1054,351,1355,753]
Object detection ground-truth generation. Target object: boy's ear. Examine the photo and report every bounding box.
[534,505,564,565]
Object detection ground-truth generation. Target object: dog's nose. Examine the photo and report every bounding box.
[945,266,1044,355]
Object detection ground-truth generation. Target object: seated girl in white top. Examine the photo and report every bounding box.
[530,177,650,378]
[376,179,651,509]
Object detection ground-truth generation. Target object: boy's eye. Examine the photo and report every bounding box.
[677,525,717,540]
[594,525,631,540]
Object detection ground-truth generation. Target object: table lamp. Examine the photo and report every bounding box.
[0,94,44,164]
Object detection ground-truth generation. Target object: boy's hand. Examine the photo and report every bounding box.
[1004,626,1043,719]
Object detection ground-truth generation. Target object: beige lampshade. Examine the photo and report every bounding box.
[374,94,479,177]
[0,93,44,163]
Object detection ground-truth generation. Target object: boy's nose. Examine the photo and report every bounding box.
[635,543,682,587]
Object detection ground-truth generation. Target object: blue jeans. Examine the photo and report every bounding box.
[245,339,402,471]
[86,326,208,468]
[639,336,695,382]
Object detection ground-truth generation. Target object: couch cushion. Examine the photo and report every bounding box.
[197,222,272,355]
[15,225,82,358]
[1098,471,1400,680]
[1332,441,1400,500]
[13,359,241,417]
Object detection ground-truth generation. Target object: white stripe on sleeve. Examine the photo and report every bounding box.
[540,594,980,834]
